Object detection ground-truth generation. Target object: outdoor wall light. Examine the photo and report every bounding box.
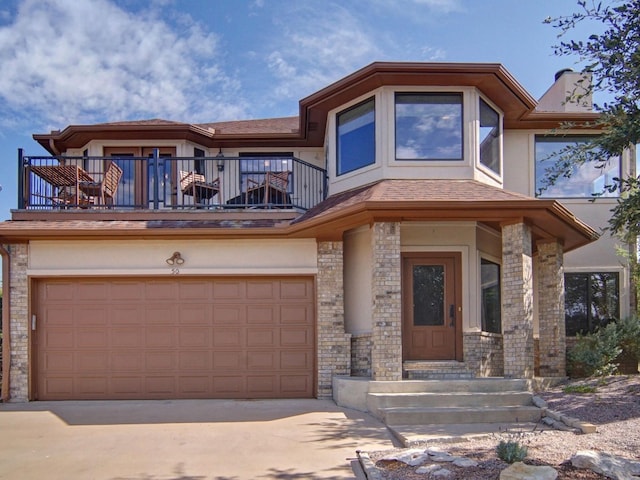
[216,148,225,172]
[166,251,185,265]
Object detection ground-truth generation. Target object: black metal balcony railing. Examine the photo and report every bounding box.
[18,149,327,211]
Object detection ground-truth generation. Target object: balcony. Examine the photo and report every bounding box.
[18,150,327,212]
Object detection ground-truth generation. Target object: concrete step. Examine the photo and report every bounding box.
[367,391,533,411]
[368,378,530,394]
[380,405,542,425]
[388,422,543,446]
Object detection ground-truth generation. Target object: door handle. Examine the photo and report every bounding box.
[449,304,455,327]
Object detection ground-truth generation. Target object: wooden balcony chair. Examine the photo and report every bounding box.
[79,162,123,206]
[245,170,290,206]
[180,170,220,206]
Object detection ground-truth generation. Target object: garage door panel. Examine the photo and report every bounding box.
[146,327,177,347]
[280,305,313,325]
[281,351,313,370]
[247,328,275,347]
[112,352,144,371]
[247,305,275,324]
[111,327,144,348]
[179,327,211,347]
[44,307,74,326]
[111,305,144,325]
[112,281,146,300]
[212,351,243,369]
[281,327,313,346]
[76,351,109,372]
[36,277,314,400]
[77,282,110,301]
[179,351,211,370]
[247,351,276,369]
[213,305,243,324]
[213,328,243,347]
[42,352,73,372]
[43,329,73,349]
[145,351,176,370]
[179,305,210,324]
[112,377,143,394]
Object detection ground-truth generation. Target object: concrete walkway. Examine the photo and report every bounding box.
[0,399,397,480]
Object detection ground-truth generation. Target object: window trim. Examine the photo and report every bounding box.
[564,271,620,336]
[478,97,502,177]
[534,134,621,199]
[394,92,464,162]
[480,257,502,334]
[336,97,376,176]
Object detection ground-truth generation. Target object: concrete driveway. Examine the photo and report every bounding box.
[0,399,397,480]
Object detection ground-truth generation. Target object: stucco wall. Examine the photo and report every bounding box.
[28,239,318,276]
[344,226,373,334]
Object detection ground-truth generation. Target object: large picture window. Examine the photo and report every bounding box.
[481,258,501,334]
[395,93,462,160]
[479,98,501,175]
[535,136,620,198]
[337,98,375,176]
[565,272,619,336]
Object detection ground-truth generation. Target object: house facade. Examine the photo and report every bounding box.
[0,62,631,403]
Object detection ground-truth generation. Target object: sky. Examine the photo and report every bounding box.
[0,0,604,220]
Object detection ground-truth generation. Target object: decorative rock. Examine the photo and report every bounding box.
[453,457,479,467]
[571,450,640,479]
[500,462,558,480]
[416,464,443,474]
[431,453,455,462]
[431,468,453,478]
[381,448,430,466]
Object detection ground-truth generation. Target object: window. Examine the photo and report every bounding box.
[395,93,462,160]
[337,98,375,175]
[481,259,501,333]
[479,98,500,175]
[535,136,620,198]
[194,147,205,175]
[565,272,619,336]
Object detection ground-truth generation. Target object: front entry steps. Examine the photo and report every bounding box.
[366,378,543,445]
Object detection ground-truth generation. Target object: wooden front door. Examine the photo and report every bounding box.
[403,253,462,361]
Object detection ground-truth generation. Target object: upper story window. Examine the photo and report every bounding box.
[535,135,620,198]
[337,98,375,176]
[479,98,500,175]
[395,93,462,161]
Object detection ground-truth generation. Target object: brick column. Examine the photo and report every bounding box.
[537,240,566,377]
[9,243,29,401]
[371,222,402,381]
[501,222,535,378]
[316,241,351,398]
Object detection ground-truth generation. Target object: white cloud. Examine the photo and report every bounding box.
[0,0,247,130]
[412,0,463,13]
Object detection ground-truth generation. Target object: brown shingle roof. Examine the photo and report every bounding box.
[293,179,534,224]
[196,117,299,135]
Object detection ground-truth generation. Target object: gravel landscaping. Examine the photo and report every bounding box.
[366,374,640,479]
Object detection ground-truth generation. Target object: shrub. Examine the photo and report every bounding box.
[567,316,640,377]
[496,440,528,464]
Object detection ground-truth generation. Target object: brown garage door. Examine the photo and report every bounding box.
[34,277,315,400]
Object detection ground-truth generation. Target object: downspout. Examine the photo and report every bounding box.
[0,244,10,402]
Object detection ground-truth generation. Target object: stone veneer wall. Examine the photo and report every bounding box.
[9,243,29,401]
[463,332,504,377]
[316,241,351,398]
[371,222,402,381]
[537,241,566,377]
[501,222,535,378]
[350,333,372,377]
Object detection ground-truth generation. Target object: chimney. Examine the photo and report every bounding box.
[536,69,593,113]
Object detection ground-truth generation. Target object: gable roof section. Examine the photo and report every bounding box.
[33,62,599,154]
